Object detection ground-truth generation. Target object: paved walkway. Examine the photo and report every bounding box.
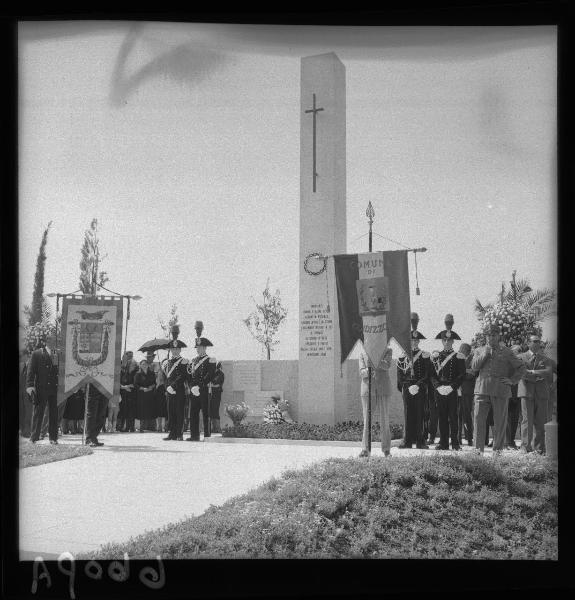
[19,432,494,560]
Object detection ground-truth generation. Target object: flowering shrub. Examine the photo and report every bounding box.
[225,401,250,426]
[223,420,404,441]
[480,301,542,347]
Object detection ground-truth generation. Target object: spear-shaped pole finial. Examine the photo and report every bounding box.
[366,202,375,252]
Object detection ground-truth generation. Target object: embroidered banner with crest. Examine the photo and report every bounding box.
[334,251,411,366]
[57,296,124,403]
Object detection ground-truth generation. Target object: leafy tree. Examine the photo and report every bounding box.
[158,304,180,338]
[79,218,109,295]
[23,221,52,325]
[244,279,287,360]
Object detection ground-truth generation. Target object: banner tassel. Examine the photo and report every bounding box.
[415,251,421,296]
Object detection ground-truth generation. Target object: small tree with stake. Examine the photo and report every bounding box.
[79,218,109,295]
[243,279,287,360]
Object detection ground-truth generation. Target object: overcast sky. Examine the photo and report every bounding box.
[18,22,557,360]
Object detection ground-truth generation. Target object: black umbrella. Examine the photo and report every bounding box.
[138,338,171,353]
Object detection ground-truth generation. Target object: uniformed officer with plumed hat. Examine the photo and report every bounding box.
[435,313,462,340]
[397,329,430,449]
[162,339,188,441]
[430,330,466,450]
[187,336,217,441]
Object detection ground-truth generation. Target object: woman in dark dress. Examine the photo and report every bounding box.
[155,360,168,432]
[134,360,156,432]
[118,352,138,432]
[62,388,85,434]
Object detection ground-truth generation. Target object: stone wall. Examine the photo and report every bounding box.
[218,359,405,428]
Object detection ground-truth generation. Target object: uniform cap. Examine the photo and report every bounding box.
[411,330,426,340]
[436,329,461,340]
[444,313,454,321]
[195,337,213,348]
[168,339,187,348]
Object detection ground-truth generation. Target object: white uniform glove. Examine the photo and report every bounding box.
[166,386,175,395]
[191,385,200,397]
[408,384,419,395]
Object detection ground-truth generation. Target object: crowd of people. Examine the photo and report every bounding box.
[20,312,557,457]
[359,312,557,457]
[19,331,225,448]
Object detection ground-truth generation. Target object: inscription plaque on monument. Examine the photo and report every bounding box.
[300,303,334,357]
[233,361,261,391]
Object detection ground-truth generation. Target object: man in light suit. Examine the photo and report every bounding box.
[471,324,526,455]
[359,345,394,457]
[518,334,554,454]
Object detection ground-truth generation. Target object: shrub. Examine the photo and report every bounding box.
[83,453,557,560]
[222,420,404,442]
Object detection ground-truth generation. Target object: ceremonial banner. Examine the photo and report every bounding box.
[57,296,123,404]
[334,251,411,365]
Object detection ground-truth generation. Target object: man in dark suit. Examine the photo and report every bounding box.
[26,332,59,444]
[506,344,523,449]
[517,334,553,454]
[187,337,216,441]
[458,342,476,447]
[162,340,188,441]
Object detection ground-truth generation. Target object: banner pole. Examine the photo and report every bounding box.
[367,202,374,455]
[82,383,90,445]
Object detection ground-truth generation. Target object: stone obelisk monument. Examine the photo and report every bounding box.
[298,53,349,425]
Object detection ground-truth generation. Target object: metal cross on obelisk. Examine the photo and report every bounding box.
[304,93,324,192]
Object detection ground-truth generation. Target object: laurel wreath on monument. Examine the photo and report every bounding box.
[304,252,327,276]
[68,319,112,367]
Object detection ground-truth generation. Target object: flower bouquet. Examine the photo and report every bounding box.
[263,397,291,424]
[481,301,541,347]
[225,401,250,426]
[23,321,56,353]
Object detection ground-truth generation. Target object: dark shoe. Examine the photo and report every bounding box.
[29,438,38,444]
[163,436,174,441]
[49,440,59,445]
[467,439,474,446]
[88,441,99,448]
[129,429,135,433]
[452,445,462,451]
[398,443,411,449]
[186,437,200,442]
[383,450,391,457]
[416,443,429,450]
[92,441,104,446]
[435,445,449,451]
[359,449,370,458]
[519,446,530,454]
[428,438,436,445]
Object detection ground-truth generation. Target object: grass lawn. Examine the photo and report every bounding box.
[19,438,93,468]
[83,452,557,560]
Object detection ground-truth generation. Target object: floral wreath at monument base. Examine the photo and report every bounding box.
[304,252,327,276]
